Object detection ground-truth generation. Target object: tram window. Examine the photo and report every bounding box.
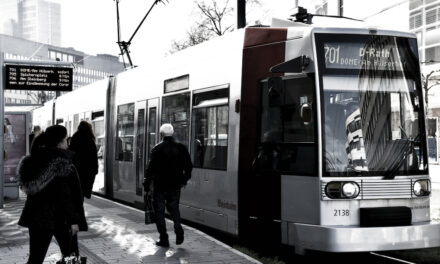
[92,116,105,157]
[161,93,190,147]
[192,88,229,170]
[147,107,157,160]
[115,103,134,161]
[258,77,316,175]
[92,111,104,120]
[73,114,79,132]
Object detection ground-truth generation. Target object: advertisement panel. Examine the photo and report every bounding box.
[4,113,27,185]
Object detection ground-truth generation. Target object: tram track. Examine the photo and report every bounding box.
[177,220,418,264]
[271,250,418,264]
[369,252,416,264]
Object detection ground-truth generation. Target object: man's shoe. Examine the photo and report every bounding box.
[155,239,170,247]
[176,234,184,245]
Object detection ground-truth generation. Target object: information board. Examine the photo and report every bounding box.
[5,64,73,91]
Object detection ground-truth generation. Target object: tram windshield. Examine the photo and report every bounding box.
[315,33,428,177]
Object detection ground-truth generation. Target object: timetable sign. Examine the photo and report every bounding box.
[5,64,73,91]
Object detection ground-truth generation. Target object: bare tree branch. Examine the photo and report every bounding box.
[170,0,262,53]
[422,68,440,114]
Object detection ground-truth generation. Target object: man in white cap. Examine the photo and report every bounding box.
[144,123,193,247]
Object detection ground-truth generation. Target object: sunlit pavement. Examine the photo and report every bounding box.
[0,193,260,264]
[3,166,440,264]
[430,164,440,220]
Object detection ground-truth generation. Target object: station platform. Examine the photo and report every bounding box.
[0,193,260,264]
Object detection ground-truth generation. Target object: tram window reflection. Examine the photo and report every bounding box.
[257,77,316,176]
[115,103,134,161]
[191,88,229,170]
[161,93,190,147]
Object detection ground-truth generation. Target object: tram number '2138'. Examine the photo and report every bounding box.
[334,209,350,216]
[324,46,340,64]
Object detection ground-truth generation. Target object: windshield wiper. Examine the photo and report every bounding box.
[383,135,419,180]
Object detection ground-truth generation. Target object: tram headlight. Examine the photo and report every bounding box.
[413,179,431,197]
[325,181,360,199]
[342,182,360,198]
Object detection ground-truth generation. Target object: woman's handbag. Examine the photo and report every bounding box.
[144,192,155,224]
[56,232,87,264]
[56,255,87,264]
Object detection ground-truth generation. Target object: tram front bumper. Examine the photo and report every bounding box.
[289,221,440,253]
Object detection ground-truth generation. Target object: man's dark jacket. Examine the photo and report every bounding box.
[17,147,88,231]
[144,136,193,191]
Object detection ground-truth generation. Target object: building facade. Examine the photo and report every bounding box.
[409,0,440,163]
[0,34,124,105]
[0,0,61,46]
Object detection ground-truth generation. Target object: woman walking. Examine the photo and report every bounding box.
[17,125,87,263]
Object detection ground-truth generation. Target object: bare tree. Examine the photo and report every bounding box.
[422,69,440,115]
[170,20,213,52]
[170,0,260,53]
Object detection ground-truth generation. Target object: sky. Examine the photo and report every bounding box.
[51,0,409,67]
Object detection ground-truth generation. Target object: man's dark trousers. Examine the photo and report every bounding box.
[153,189,184,241]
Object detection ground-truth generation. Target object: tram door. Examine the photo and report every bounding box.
[144,98,159,189]
[244,78,283,246]
[134,101,147,198]
[248,75,316,246]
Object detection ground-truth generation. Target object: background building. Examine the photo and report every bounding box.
[408,0,440,163]
[0,0,20,37]
[0,34,124,105]
[0,0,61,46]
[18,0,61,46]
[0,0,124,106]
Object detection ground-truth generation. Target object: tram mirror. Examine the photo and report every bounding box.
[301,103,312,124]
[268,77,283,107]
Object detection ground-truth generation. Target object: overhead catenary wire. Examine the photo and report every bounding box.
[114,0,169,69]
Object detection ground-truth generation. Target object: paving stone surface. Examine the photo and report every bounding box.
[0,193,260,264]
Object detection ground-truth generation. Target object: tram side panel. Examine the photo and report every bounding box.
[108,70,144,205]
[238,27,289,242]
[278,33,322,246]
[177,31,244,235]
[105,30,246,234]
[31,99,55,131]
[54,78,108,135]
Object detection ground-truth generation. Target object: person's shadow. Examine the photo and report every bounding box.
[141,247,188,263]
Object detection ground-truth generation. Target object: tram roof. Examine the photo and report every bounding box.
[270,16,416,39]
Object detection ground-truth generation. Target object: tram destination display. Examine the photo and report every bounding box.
[322,36,417,72]
[5,64,73,91]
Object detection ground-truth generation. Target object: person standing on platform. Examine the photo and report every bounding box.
[4,118,15,144]
[28,125,41,149]
[68,121,98,199]
[67,121,97,258]
[17,125,87,264]
[144,123,193,247]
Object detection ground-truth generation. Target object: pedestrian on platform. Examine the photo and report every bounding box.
[17,125,88,264]
[4,117,15,144]
[68,121,98,199]
[144,123,193,247]
[28,125,41,149]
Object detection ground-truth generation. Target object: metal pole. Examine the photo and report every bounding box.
[0,52,5,208]
[3,59,72,66]
[339,0,344,17]
[237,0,246,29]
